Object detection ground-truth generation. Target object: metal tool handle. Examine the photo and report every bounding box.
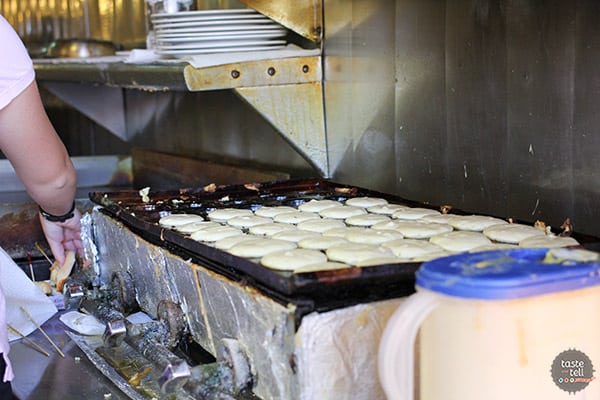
[79,297,127,347]
[125,333,190,394]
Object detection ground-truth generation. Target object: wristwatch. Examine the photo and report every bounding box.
[39,201,76,222]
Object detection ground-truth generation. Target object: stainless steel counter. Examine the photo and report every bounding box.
[10,312,129,400]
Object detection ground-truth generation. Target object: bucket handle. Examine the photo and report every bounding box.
[378,291,441,400]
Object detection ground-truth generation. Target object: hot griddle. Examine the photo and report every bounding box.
[89,177,600,309]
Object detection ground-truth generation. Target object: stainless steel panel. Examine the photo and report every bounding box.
[7,0,600,237]
[323,0,396,190]
[324,0,600,236]
[91,210,299,400]
[0,0,147,49]
[123,89,315,176]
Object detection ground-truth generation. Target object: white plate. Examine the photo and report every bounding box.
[152,15,271,25]
[153,17,275,29]
[151,9,258,20]
[154,25,287,39]
[157,39,286,51]
[156,44,286,56]
[152,14,272,25]
[155,24,280,37]
[156,31,286,44]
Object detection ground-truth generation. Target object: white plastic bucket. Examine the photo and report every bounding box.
[379,248,600,400]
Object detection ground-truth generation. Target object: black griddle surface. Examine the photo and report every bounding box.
[89,177,599,307]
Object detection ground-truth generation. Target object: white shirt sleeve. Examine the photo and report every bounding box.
[0,15,35,110]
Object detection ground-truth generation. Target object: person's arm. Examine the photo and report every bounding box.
[0,81,82,264]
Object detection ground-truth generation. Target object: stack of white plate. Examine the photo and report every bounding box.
[151,9,288,56]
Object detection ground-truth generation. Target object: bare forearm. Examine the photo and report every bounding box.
[27,157,77,216]
[0,82,77,214]
[0,19,82,264]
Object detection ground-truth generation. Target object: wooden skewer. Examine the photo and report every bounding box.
[34,242,53,265]
[27,253,36,282]
[8,324,50,357]
[20,307,65,358]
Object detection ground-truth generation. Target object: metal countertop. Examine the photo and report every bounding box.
[9,311,129,400]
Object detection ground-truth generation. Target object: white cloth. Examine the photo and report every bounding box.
[0,15,35,110]
[0,247,57,382]
[0,270,9,383]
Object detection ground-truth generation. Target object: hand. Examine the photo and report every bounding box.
[39,208,83,265]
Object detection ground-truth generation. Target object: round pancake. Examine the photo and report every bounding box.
[448,215,508,231]
[345,196,388,208]
[319,206,367,219]
[421,214,459,224]
[271,229,322,243]
[518,235,579,248]
[483,224,545,244]
[248,222,297,236]
[468,243,518,253]
[371,220,406,231]
[382,239,445,259]
[392,207,441,220]
[356,257,403,267]
[214,234,257,250]
[297,218,347,233]
[322,227,367,238]
[298,236,350,250]
[345,228,404,245]
[227,215,272,229]
[174,221,221,234]
[190,226,243,242]
[429,231,492,252]
[260,249,328,271]
[392,221,453,239]
[366,204,409,215]
[159,213,204,227]
[297,199,341,213]
[345,214,391,227]
[411,251,453,262]
[326,243,394,265]
[273,211,321,224]
[254,205,297,218]
[228,238,297,258]
[207,208,253,223]
[293,261,350,273]
[547,248,600,263]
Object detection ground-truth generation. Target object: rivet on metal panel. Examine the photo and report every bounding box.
[267,67,276,76]
[231,70,240,79]
[302,65,310,73]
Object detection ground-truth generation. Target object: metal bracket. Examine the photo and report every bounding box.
[184,55,328,176]
[235,83,328,176]
[183,55,321,90]
[42,82,129,141]
[240,0,323,42]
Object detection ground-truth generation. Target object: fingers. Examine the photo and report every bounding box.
[62,237,84,258]
[47,238,66,266]
[39,213,83,265]
[61,224,84,258]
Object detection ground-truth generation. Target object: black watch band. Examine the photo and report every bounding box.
[39,201,76,223]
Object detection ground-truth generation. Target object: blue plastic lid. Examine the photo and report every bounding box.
[416,248,600,300]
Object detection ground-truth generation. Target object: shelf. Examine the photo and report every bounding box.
[33,48,329,176]
[34,61,189,91]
